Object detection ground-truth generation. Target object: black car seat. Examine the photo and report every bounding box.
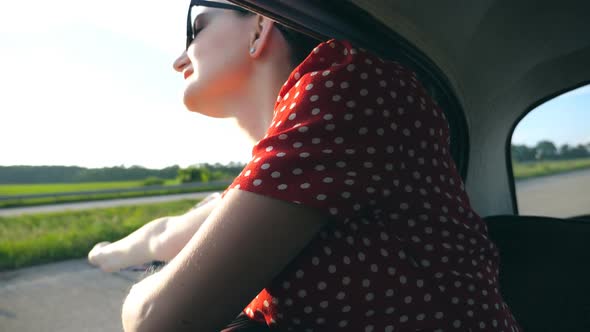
[485,215,590,332]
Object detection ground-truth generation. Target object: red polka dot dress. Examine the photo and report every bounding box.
[227,40,521,331]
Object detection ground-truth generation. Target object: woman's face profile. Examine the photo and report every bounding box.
[173,1,254,117]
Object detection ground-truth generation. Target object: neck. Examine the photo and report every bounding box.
[225,60,293,145]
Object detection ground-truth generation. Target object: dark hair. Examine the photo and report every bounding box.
[237,11,321,68]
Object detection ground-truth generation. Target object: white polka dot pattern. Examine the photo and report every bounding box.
[229,40,521,331]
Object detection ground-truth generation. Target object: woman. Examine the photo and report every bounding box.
[119,1,522,331]
[87,1,318,274]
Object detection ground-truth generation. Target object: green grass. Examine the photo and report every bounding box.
[0,199,197,271]
[513,158,590,180]
[0,179,180,196]
[0,182,229,209]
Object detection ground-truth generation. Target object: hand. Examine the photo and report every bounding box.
[87,241,121,272]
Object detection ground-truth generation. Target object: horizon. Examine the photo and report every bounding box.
[0,163,246,170]
[1,0,588,169]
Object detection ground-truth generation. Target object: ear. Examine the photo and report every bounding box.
[249,15,275,59]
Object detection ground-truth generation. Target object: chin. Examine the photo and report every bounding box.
[183,75,238,118]
[183,94,230,119]
[183,86,207,114]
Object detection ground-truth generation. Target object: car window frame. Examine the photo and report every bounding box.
[505,80,590,215]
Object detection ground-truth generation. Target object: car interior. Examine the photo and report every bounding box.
[230,1,590,331]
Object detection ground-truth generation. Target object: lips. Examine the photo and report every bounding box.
[183,69,194,80]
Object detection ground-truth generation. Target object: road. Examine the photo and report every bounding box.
[515,168,590,218]
[0,259,143,332]
[0,191,220,217]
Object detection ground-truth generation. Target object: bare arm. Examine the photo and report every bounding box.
[151,195,220,262]
[121,189,328,332]
[88,193,221,272]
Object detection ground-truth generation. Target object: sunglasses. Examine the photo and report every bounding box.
[186,0,295,50]
[186,0,250,50]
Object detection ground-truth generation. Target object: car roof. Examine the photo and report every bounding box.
[350,0,590,108]
[230,0,590,216]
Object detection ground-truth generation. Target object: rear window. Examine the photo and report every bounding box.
[510,84,590,218]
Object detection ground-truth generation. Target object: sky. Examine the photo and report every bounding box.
[0,0,588,169]
[0,0,253,169]
[512,85,590,147]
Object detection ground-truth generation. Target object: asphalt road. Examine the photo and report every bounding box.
[0,191,220,217]
[0,259,143,332]
[515,168,590,218]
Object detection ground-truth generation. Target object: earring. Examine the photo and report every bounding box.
[249,47,256,54]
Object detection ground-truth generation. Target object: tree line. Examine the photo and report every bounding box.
[512,140,590,162]
[0,162,246,184]
[177,163,246,183]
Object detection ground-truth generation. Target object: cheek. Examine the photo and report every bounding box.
[183,21,251,114]
[194,22,249,79]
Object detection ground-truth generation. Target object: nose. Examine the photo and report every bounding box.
[173,50,191,73]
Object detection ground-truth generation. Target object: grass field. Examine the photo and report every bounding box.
[0,199,197,271]
[0,180,229,209]
[513,158,590,180]
[0,179,180,196]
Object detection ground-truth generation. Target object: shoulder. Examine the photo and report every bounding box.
[278,39,418,98]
